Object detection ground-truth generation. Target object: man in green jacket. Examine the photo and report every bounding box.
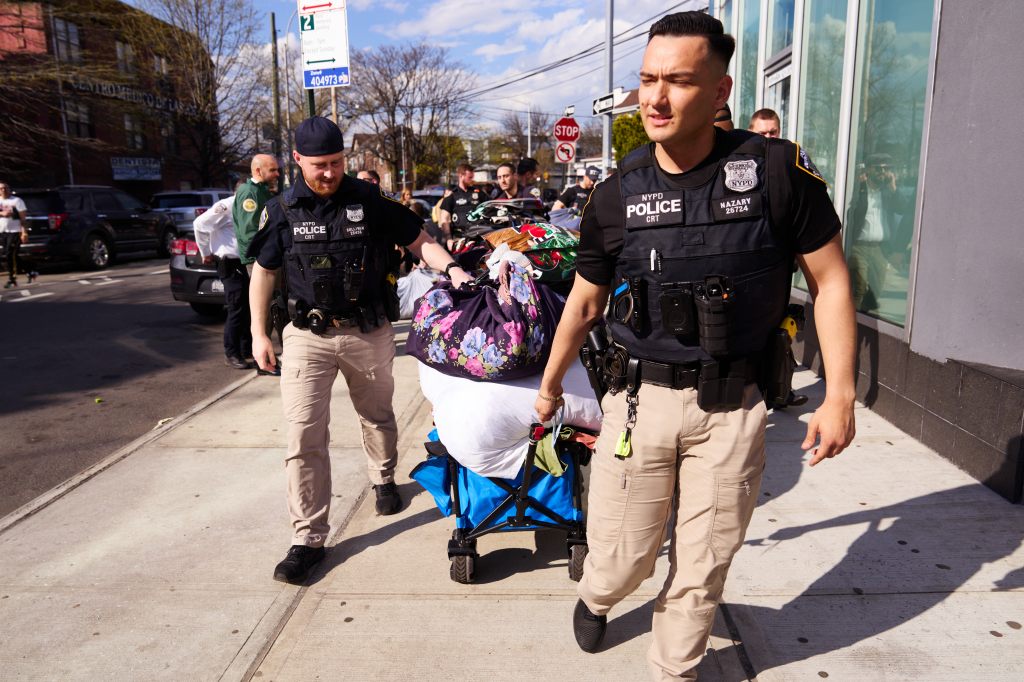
[233,154,280,268]
[233,154,281,371]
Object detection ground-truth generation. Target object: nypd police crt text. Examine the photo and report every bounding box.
[626,193,683,224]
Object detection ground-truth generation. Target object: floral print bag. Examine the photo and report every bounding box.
[407,262,564,381]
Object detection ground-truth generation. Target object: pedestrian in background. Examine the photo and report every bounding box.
[248,116,474,585]
[494,162,521,199]
[193,191,252,369]
[552,166,600,213]
[234,154,281,373]
[438,163,482,242]
[516,157,543,200]
[749,108,782,138]
[713,102,734,131]
[535,11,855,679]
[0,181,31,289]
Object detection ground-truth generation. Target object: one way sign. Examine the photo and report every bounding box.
[593,87,627,115]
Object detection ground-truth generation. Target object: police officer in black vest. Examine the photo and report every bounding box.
[534,12,856,680]
[249,116,472,584]
[438,162,484,242]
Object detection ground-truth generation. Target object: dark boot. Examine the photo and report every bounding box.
[572,599,607,653]
[373,481,402,515]
[273,545,326,584]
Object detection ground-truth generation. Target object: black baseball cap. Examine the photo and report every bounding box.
[294,116,344,156]
[585,166,601,180]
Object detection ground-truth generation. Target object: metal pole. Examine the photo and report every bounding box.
[331,87,337,123]
[270,12,282,160]
[400,126,407,191]
[527,104,532,157]
[602,0,614,179]
[283,10,297,184]
[307,90,316,118]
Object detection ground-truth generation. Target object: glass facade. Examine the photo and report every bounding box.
[796,0,848,190]
[767,0,795,58]
[738,0,761,124]
[843,0,934,325]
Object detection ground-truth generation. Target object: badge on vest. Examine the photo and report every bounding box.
[456,198,467,205]
[346,204,364,223]
[723,160,759,192]
[711,193,763,221]
[624,191,684,229]
[292,221,328,241]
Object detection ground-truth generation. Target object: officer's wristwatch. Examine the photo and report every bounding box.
[444,262,460,278]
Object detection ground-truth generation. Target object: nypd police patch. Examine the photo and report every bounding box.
[258,207,269,230]
[796,144,826,184]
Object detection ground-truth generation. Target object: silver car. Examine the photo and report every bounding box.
[150,189,233,235]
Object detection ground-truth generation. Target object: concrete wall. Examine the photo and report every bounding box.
[910,1,1024,370]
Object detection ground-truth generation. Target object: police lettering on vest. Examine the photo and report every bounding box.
[609,133,791,366]
[281,191,396,328]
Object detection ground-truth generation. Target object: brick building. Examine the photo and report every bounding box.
[0,0,222,199]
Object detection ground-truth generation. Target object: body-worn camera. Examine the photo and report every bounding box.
[658,285,696,336]
[694,275,734,357]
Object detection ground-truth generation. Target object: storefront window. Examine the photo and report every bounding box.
[738,0,761,124]
[767,0,795,59]
[796,0,848,190]
[844,0,934,326]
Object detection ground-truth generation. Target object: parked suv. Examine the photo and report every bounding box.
[151,189,233,234]
[14,185,177,269]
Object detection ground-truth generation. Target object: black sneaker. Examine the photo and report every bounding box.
[225,354,251,370]
[4,279,16,289]
[373,481,402,515]
[573,599,607,653]
[273,545,325,584]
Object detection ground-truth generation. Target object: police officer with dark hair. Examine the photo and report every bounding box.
[249,116,473,585]
[534,11,856,680]
[516,157,543,200]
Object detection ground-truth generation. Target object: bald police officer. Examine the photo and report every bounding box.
[534,12,856,680]
[249,117,473,584]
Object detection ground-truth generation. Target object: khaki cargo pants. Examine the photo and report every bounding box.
[578,382,766,681]
[280,321,399,548]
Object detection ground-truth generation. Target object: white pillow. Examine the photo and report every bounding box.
[419,359,602,479]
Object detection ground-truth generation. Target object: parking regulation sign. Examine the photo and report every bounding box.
[298,1,351,89]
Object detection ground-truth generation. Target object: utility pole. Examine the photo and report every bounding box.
[283,10,297,185]
[270,13,282,160]
[602,0,613,179]
[527,103,532,157]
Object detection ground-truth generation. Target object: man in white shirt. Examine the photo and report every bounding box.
[0,181,31,289]
[193,195,252,369]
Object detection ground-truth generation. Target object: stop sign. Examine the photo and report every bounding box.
[553,117,581,142]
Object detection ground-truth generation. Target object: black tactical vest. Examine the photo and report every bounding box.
[608,134,792,364]
[282,193,390,321]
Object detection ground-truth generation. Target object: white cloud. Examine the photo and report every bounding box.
[474,43,527,61]
[348,0,408,11]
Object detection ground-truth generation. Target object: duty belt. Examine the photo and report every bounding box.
[329,315,361,328]
[636,357,758,390]
[636,359,700,390]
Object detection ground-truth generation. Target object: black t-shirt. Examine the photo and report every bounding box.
[577,134,841,285]
[249,175,423,269]
[557,184,591,212]
[439,185,484,229]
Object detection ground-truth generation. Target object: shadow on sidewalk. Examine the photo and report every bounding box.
[737,484,1024,675]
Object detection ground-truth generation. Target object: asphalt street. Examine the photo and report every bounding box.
[0,257,248,516]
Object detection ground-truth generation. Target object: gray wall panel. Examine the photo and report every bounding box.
[911,1,1024,369]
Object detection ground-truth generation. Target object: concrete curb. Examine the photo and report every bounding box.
[0,371,259,536]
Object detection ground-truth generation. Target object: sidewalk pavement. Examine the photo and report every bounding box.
[1,323,1022,681]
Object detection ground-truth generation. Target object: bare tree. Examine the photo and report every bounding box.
[132,0,263,185]
[337,43,473,189]
[0,0,135,175]
[497,109,553,161]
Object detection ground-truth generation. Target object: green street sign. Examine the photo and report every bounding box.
[300,15,314,31]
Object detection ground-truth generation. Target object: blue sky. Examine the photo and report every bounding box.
[253,0,706,130]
